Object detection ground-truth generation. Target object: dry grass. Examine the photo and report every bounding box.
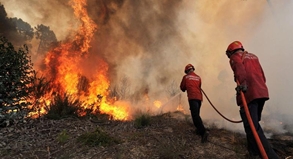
[0,111,292,159]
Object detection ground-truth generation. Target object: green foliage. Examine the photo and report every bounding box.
[134,113,151,129]
[34,24,57,54]
[0,36,34,126]
[44,93,81,120]
[10,17,34,42]
[77,127,120,147]
[57,129,70,143]
[1,3,57,52]
[0,5,34,46]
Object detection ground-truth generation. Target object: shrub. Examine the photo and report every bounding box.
[29,73,53,118]
[134,113,151,129]
[44,93,81,120]
[77,127,120,146]
[57,129,69,143]
[0,36,34,126]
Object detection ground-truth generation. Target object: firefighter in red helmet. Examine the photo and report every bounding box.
[180,64,208,143]
[226,41,279,158]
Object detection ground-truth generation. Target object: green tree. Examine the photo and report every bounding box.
[0,36,34,126]
[0,4,34,47]
[35,24,57,54]
[10,17,34,42]
[0,4,18,42]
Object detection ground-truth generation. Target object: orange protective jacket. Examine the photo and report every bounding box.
[180,72,203,101]
[229,51,269,106]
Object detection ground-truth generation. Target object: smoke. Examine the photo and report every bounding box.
[0,0,76,40]
[1,0,292,134]
[247,1,293,134]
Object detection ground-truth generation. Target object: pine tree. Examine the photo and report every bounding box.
[0,36,34,126]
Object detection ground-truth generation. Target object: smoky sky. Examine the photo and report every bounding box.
[1,0,292,134]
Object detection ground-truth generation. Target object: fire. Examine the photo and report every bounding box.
[176,104,185,113]
[153,100,162,108]
[100,101,129,120]
[69,0,98,53]
[30,0,129,120]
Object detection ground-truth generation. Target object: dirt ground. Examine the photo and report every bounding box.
[0,111,292,159]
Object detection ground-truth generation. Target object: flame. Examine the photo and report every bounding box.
[30,0,129,120]
[153,100,162,108]
[69,0,97,53]
[176,104,185,113]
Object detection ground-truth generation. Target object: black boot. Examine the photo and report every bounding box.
[201,132,208,143]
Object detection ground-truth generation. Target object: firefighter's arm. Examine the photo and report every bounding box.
[230,55,247,85]
[230,56,248,93]
[260,65,266,83]
[180,76,186,92]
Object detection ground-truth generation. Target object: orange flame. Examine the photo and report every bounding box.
[32,0,129,120]
[153,100,162,108]
[176,104,185,113]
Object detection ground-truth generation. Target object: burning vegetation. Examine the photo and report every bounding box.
[32,0,133,120]
[1,0,293,158]
[1,0,182,124]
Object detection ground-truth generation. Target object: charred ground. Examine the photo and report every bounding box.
[0,111,292,159]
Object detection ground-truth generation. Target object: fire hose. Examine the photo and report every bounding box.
[238,51,268,159]
[236,80,268,159]
[202,86,268,158]
[201,88,242,123]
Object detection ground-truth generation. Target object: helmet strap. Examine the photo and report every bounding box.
[226,48,244,58]
[185,68,194,74]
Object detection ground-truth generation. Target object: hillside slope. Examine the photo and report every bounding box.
[0,111,292,159]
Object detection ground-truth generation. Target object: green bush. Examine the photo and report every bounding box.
[134,113,151,129]
[77,127,120,146]
[0,36,34,126]
[57,129,69,143]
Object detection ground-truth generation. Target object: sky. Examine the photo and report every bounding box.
[1,0,292,134]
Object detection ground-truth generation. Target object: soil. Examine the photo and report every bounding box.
[0,111,292,159]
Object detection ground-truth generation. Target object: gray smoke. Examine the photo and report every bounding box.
[1,0,292,134]
[247,1,293,134]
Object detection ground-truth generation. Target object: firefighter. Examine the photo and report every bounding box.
[226,41,279,158]
[180,64,208,143]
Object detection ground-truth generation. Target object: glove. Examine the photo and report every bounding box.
[235,84,248,94]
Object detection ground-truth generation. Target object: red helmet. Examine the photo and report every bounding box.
[184,64,194,74]
[226,41,244,58]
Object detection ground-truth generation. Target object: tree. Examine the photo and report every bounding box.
[10,17,34,42]
[34,24,57,55]
[0,36,34,126]
[0,4,34,47]
[0,4,18,42]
